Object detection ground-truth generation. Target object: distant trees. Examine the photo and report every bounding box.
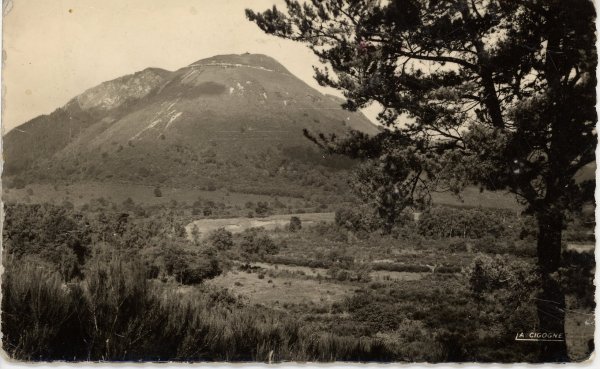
[2,203,224,287]
[335,206,380,233]
[418,207,518,239]
[2,203,90,277]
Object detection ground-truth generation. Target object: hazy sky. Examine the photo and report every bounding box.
[2,0,379,133]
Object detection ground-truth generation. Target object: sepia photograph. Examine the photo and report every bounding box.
[0,0,596,364]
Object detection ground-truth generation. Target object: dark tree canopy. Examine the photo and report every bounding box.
[247,0,595,217]
[247,0,596,362]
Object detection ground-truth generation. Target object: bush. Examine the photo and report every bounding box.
[208,228,234,250]
[447,238,468,253]
[178,258,222,284]
[2,203,90,276]
[467,254,540,296]
[239,229,279,256]
[1,262,83,360]
[418,207,519,240]
[335,207,367,231]
[162,245,222,285]
[81,256,162,359]
[288,216,302,232]
[255,201,271,217]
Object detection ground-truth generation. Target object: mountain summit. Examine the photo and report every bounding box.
[3,54,378,193]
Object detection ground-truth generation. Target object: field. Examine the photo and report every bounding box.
[2,181,305,210]
[206,266,357,306]
[1,187,594,362]
[2,180,521,214]
[186,212,335,239]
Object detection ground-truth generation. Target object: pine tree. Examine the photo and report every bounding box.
[247,0,596,361]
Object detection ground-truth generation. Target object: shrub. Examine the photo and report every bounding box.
[208,228,234,250]
[288,216,302,232]
[335,207,366,231]
[239,229,279,256]
[154,187,163,197]
[467,254,540,297]
[81,256,161,359]
[1,262,83,360]
[418,207,519,240]
[162,245,222,285]
[178,257,222,284]
[447,238,468,253]
[353,263,373,282]
[255,201,271,217]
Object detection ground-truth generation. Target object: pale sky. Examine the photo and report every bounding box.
[2,0,379,134]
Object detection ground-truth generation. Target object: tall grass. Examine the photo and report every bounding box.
[1,262,83,360]
[2,257,406,362]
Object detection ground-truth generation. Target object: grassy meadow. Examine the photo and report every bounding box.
[1,181,594,362]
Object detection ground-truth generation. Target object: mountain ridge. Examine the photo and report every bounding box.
[3,54,379,194]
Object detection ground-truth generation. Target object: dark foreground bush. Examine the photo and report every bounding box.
[1,263,83,360]
[1,258,406,362]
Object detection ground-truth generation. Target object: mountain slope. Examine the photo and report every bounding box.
[3,54,379,194]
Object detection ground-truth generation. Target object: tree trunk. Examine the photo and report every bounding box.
[536,210,569,362]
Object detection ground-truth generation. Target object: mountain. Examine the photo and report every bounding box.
[3,54,379,195]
